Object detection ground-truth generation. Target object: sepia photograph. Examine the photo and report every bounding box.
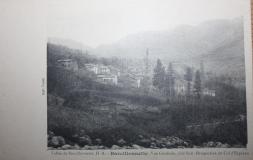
[47,0,248,150]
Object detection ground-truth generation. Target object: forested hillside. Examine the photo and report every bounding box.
[47,43,247,150]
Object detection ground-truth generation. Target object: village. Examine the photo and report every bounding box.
[47,42,247,149]
[56,50,216,98]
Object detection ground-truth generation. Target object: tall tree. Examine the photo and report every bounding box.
[184,67,193,96]
[153,59,166,90]
[165,62,175,97]
[194,70,202,98]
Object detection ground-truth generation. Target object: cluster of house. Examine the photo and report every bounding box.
[56,58,215,97]
[85,63,120,85]
[84,63,143,88]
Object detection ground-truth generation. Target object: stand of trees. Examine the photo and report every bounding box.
[152,59,203,101]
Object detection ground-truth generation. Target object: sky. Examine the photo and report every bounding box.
[48,0,248,47]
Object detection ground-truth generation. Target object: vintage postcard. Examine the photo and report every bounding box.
[47,0,251,151]
[1,0,252,160]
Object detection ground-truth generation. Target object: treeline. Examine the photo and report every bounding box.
[152,59,202,99]
[47,43,123,68]
[47,43,165,107]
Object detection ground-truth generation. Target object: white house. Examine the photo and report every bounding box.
[85,63,119,85]
[97,74,118,85]
[85,63,98,74]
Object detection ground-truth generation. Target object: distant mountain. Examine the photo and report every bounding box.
[48,37,92,52]
[48,18,245,79]
[94,18,243,58]
[93,18,245,78]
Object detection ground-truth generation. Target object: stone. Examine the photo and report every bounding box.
[160,138,167,142]
[57,136,66,146]
[155,140,163,148]
[111,145,121,149]
[132,144,142,149]
[215,142,223,148]
[62,144,72,150]
[207,141,215,147]
[165,142,174,148]
[50,136,61,147]
[82,145,102,150]
[97,145,106,149]
[117,138,126,146]
[73,144,81,149]
[82,145,90,150]
[88,146,99,150]
[220,143,230,148]
[160,144,166,148]
[122,146,133,149]
[150,137,156,142]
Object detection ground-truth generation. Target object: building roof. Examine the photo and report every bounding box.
[57,59,73,62]
[97,74,117,79]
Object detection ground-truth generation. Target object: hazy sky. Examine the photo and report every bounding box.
[48,0,247,47]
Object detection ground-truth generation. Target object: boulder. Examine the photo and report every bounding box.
[215,142,223,148]
[73,144,81,149]
[82,145,92,150]
[150,137,156,142]
[220,143,230,148]
[117,138,126,146]
[122,146,133,149]
[165,141,174,148]
[206,141,215,147]
[160,138,167,143]
[155,140,162,148]
[49,136,65,147]
[57,136,66,146]
[111,145,121,149]
[97,145,107,149]
[62,144,72,150]
[132,144,142,149]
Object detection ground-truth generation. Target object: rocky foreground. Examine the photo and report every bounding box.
[48,131,243,150]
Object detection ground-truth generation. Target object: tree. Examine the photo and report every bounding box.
[194,70,202,98]
[184,67,193,96]
[165,62,175,97]
[153,59,166,90]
